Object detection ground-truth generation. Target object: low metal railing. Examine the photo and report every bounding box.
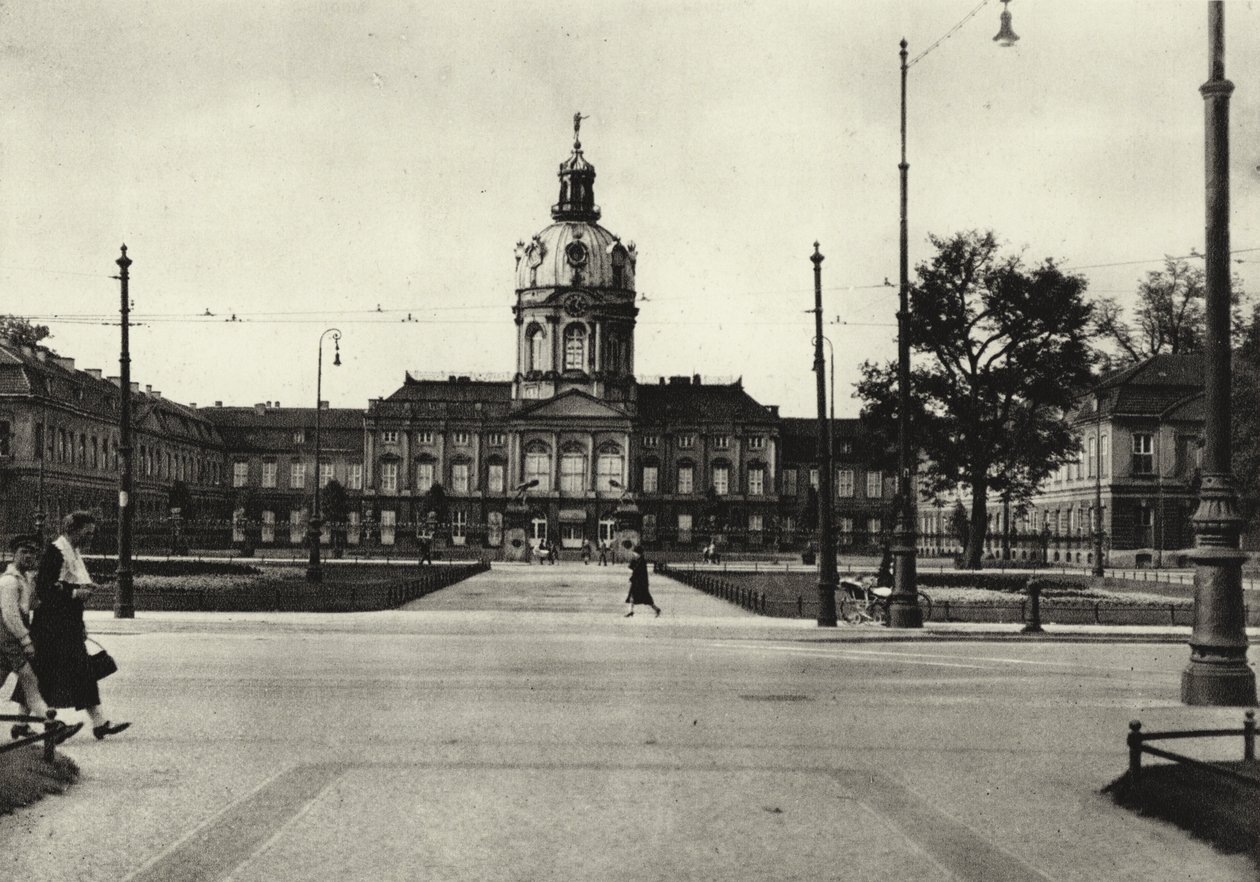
[1127,711,1259,787]
[0,712,73,762]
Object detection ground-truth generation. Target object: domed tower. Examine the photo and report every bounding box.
[513,114,638,403]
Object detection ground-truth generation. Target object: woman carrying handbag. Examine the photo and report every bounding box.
[23,512,130,740]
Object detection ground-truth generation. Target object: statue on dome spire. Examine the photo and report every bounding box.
[573,112,587,149]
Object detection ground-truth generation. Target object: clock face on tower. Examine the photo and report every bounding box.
[563,292,592,317]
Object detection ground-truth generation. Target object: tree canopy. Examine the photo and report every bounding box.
[857,230,1097,568]
[0,316,55,352]
[1091,256,1246,371]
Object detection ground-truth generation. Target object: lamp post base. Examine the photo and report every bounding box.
[887,536,922,629]
[1181,657,1256,706]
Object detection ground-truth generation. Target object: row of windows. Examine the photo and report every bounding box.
[1053,432,1203,484]
[233,461,363,490]
[524,324,627,374]
[641,434,768,450]
[24,422,220,485]
[781,468,885,499]
[378,431,507,447]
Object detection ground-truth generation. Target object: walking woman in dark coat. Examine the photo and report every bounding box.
[27,512,130,740]
[624,545,660,617]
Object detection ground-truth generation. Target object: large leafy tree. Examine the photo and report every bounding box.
[1232,304,1260,527]
[857,230,1097,568]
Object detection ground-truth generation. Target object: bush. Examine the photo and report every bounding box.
[86,558,263,581]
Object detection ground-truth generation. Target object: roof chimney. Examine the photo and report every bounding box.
[693,374,701,385]
[107,376,121,387]
[151,390,161,399]
[130,382,140,394]
[85,368,102,380]
[189,402,197,408]
[214,401,223,407]
[255,403,266,415]
[319,400,329,410]
[54,356,74,371]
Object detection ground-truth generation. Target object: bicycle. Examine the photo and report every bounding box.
[839,577,933,625]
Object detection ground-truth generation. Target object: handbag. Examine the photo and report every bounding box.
[86,636,118,681]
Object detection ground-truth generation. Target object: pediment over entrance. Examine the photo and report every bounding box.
[514,389,630,422]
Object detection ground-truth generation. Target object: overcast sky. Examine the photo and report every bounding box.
[3,0,1259,418]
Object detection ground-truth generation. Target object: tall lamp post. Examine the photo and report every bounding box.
[1092,392,1105,577]
[887,2,1015,628]
[1182,2,1255,705]
[810,244,838,627]
[114,245,135,619]
[306,328,342,583]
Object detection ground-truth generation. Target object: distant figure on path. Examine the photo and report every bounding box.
[418,535,433,566]
[624,545,660,618]
[598,541,609,566]
[580,540,592,565]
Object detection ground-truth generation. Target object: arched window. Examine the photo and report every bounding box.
[526,324,546,373]
[524,441,551,492]
[564,324,587,371]
[605,333,622,373]
[596,443,623,492]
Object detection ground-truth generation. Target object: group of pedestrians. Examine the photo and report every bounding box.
[579,540,612,565]
[0,512,130,745]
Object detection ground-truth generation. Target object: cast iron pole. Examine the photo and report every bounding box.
[1181,1,1255,705]
[889,39,922,628]
[811,243,838,627]
[114,245,134,618]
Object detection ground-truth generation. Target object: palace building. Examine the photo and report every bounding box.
[0,120,911,558]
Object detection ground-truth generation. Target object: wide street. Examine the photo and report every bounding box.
[0,563,1253,881]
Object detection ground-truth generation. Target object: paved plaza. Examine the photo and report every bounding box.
[0,563,1254,881]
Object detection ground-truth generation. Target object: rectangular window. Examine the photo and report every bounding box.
[488,462,505,493]
[293,430,305,444]
[487,511,503,546]
[233,461,249,487]
[1087,437,1097,478]
[380,510,396,545]
[642,465,659,494]
[289,509,305,544]
[678,434,695,449]
[290,462,306,489]
[416,462,434,494]
[712,435,730,449]
[380,462,398,492]
[451,462,470,493]
[867,516,882,537]
[416,431,434,445]
[748,513,763,533]
[836,469,855,498]
[712,465,729,495]
[347,511,360,545]
[451,510,467,545]
[525,452,550,492]
[866,471,883,498]
[747,436,765,450]
[487,433,506,447]
[1101,432,1110,478]
[261,510,275,544]
[348,463,363,490]
[677,465,694,495]
[1132,433,1154,475]
[839,517,855,544]
[809,467,819,489]
[784,469,797,496]
[381,430,399,444]
[677,513,693,544]
[262,462,277,488]
[560,453,586,494]
[642,435,659,449]
[596,454,621,493]
[453,431,471,445]
[232,507,245,542]
[748,468,764,496]
[781,516,795,537]
[320,462,333,488]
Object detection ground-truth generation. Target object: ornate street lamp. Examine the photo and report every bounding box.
[1182,2,1255,705]
[810,243,838,627]
[306,328,342,583]
[114,245,135,619]
[1092,392,1105,578]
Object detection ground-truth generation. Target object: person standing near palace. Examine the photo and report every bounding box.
[28,512,129,740]
[624,545,660,618]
